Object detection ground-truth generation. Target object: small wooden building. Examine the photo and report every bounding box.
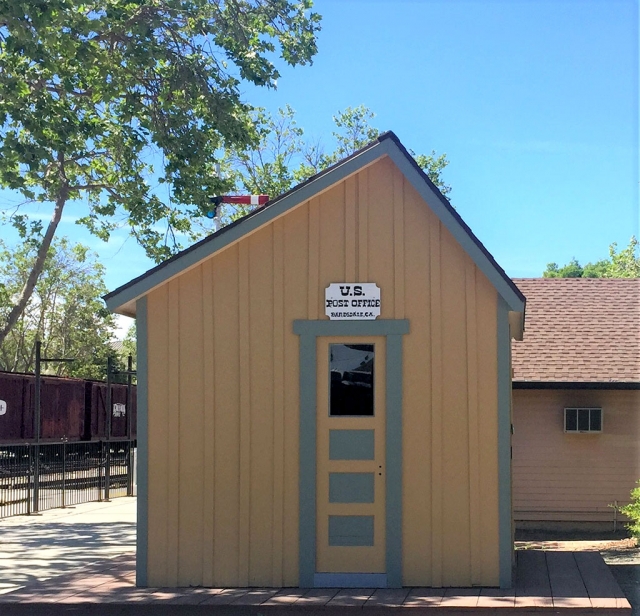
[105,132,525,589]
[511,278,640,530]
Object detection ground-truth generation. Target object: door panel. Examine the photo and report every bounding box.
[316,336,386,574]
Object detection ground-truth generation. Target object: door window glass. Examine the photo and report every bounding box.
[329,344,374,416]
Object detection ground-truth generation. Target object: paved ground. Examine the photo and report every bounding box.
[0,497,136,595]
[0,499,637,615]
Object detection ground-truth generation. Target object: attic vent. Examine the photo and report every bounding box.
[564,407,602,433]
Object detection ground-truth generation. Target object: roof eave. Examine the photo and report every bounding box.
[104,138,390,315]
[513,381,640,390]
[105,132,526,319]
[381,134,525,315]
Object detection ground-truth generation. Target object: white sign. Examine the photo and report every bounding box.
[325,283,381,320]
[112,403,126,418]
[0,400,5,416]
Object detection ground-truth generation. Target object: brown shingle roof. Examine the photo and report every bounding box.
[512,278,640,383]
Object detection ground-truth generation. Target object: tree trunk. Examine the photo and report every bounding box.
[0,181,69,348]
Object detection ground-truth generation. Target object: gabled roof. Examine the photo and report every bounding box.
[104,131,526,320]
[512,278,640,385]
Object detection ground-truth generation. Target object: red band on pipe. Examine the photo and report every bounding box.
[220,195,269,205]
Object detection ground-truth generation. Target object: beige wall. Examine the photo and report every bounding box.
[145,155,502,587]
[513,389,640,524]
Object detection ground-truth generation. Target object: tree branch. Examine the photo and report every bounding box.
[0,153,70,346]
[69,183,110,192]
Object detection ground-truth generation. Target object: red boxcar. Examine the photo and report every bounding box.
[0,372,34,441]
[88,381,137,440]
[0,371,137,443]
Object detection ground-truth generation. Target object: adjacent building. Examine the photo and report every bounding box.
[512,278,640,531]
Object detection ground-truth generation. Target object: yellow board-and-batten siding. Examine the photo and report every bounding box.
[144,155,503,587]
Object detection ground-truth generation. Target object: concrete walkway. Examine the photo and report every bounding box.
[0,497,136,595]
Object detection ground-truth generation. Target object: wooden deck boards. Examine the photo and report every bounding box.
[575,551,630,610]
[547,550,590,607]
[515,549,554,608]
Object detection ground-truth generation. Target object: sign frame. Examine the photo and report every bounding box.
[325,283,381,321]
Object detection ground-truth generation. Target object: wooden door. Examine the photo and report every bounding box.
[316,336,386,575]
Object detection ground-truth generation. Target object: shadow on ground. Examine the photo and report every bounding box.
[609,564,640,615]
[0,521,135,591]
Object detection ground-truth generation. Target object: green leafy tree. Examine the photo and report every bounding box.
[0,237,119,379]
[225,104,306,200]
[119,322,137,374]
[226,104,451,219]
[607,237,640,277]
[322,105,382,164]
[543,258,584,278]
[0,0,320,346]
[543,237,640,278]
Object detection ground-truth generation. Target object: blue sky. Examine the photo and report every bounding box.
[1,0,638,303]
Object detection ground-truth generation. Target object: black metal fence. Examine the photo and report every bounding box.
[0,439,135,518]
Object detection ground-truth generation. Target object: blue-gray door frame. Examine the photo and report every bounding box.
[293,319,410,588]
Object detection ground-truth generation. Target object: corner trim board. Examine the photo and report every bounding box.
[497,299,513,588]
[295,319,409,588]
[136,296,149,586]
